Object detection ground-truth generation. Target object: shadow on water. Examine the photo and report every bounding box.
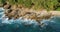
[0,8,60,32]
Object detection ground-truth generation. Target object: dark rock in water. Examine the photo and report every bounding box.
[8,17,12,20]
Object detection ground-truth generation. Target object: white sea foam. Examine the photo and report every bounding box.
[1,16,38,25]
[0,12,4,14]
[0,7,5,11]
[2,18,9,24]
[0,14,55,26]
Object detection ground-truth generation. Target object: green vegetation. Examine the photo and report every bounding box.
[0,0,6,4]
[0,0,60,11]
[56,7,60,11]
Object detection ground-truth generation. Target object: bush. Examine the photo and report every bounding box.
[0,0,6,4]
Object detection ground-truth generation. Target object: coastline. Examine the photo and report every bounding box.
[0,0,60,32]
[4,7,60,21]
[2,4,60,19]
[0,2,60,25]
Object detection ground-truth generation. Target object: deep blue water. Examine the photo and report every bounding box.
[0,8,60,32]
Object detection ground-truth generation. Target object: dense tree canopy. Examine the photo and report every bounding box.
[0,0,60,10]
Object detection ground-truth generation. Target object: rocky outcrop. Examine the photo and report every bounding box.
[3,3,60,24]
[4,6,52,21]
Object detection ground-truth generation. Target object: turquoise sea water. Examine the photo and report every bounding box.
[0,8,60,32]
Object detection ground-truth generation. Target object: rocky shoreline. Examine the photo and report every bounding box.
[1,2,60,25]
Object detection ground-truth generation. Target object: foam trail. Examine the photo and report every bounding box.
[13,18,38,25]
[2,18,9,24]
[0,7,5,18]
[22,18,37,25]
[1,15,55,27]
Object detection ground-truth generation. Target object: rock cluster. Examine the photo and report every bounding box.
[3,3,52,23]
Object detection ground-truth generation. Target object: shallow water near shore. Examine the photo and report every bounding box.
[0,8,60,32]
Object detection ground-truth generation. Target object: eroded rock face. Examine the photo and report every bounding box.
[4,7,53,26]
[5,9,52,20]
[4,4,52,21]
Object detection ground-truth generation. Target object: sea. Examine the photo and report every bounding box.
[0,7,60,32]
